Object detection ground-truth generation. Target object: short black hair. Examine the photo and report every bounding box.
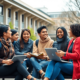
[70,24,80,37]
[37,26,47,33]
[11,29,18,36]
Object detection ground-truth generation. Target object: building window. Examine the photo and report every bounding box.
[15,12,18,20]
[8,8,11,17]
[22,15,24,22]
[0,5,3,15]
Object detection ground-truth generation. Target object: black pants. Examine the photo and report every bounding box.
[0,61,30,80]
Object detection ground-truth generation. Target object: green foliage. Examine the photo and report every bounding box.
[28,27,37,41]
[9,22,14,29]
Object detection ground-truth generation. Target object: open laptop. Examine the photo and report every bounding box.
[45,48,71,63]
[12,55,27,62]
[3,55,27,66]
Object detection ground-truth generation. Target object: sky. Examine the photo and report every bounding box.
[21,0,69,12]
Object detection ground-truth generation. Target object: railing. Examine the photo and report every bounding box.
[0,15,4,24]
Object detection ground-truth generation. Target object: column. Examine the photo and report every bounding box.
[36,21,40,38]
[28,17,31,28]
[24,14,28,29]
[18,12,22,37]
[11,8,19,28]
[3,4,12,25]
[32,19,35,34]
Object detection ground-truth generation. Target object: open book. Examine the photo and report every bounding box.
[31,53,43,57]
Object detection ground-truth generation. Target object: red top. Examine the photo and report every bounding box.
[62,37,80,79]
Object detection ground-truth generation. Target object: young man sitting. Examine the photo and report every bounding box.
[30,26,54,79]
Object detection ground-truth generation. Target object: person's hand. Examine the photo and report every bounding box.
[2,59,14,65]
[24,52,31,58]
[38,54,47,60]
[55,50,65,57]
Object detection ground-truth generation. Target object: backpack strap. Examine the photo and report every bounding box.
[35,39,39,47]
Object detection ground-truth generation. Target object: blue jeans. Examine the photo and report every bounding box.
[22,58,33,73]
[30,57,50,78]
[45,60,73,80]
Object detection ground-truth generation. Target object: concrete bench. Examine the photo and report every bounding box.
[0,75,79,80]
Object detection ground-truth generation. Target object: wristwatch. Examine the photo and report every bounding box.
[64,52,66,56]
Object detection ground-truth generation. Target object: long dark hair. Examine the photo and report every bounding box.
[56,27,68,51]
[0,25,9,38]
[20,29,31,49]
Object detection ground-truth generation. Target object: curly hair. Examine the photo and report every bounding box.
[70,24,80,37]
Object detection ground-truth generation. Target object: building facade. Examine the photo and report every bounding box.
[0,0,53,38]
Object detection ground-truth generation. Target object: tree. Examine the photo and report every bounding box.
[60,0,80,25]
[28,27,37,41]
[9,22,14,29]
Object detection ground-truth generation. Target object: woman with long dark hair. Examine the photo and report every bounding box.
[11,29,18,46]
[0,25,36,80]
[44,27,70,80]
[15,29,33,73]
[44,24,80,80]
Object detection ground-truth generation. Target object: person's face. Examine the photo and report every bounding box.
[38,28,48,39]
[11,32,19,41]
[68,28,74,37]
[4,27,12,38]
[22,31,30,42]
[57,28,64,39]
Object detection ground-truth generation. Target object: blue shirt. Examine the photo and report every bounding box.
[0,42,2,50]
[15,39,33,55]
[53,37,70,51]
[68,42,74,53]
[12,41,16,47]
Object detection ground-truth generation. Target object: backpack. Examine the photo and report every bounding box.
[35,39,39,47]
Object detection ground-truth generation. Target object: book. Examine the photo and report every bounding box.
[31,53,43,57]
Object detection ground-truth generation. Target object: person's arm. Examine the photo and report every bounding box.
[29,42,33,53]
[50,40,54,48]
[32,41,38,54]
[63,38,80,60]
[0,42,4,64]
[14,40,24,55]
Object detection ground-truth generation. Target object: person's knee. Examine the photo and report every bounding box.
[14,61,21,66]
[30,57,36,62]
[55,62,61,68]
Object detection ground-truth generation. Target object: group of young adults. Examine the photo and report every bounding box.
[0,24,80,80]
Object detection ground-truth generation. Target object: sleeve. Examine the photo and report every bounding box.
[62,38,80,60]
[30,42,33,53]
[0,42,4,64]
[50,40,54,48]
[14,40,24,55]
[32,41,38,54]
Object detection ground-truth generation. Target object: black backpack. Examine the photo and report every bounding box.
[35,39,39,47]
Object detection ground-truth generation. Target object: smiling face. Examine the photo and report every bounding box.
[57,28,64,39]
[38,28,48,40]
[22,30,30,42]
[11,32,19,41]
